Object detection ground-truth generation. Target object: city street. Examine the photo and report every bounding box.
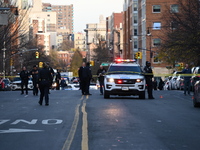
[0,89,200,150]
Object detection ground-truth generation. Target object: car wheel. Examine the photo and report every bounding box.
[193,97,200,107]
[104,90,110,99]
[139,91,145,99]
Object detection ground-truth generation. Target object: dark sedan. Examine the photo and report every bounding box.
[193,77,200,107]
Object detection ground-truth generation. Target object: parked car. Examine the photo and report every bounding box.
[168,76,178,90]
[191,66,200,92]
[11,77,33,90]
[193,77,200,107]
[0,78,5,90]
[176,74,184,90]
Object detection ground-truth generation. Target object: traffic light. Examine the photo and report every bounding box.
[90,61,95,66]
[137,52,142,59]
[35,51,39,59]
[134,52,138,59]
[10,58,14,66]
[39,62,43,68]
[179,63,184,68]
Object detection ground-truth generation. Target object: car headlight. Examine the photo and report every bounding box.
[107,78,114,82]
[136,79,143,83]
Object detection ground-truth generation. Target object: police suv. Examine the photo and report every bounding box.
[104,59,146,99]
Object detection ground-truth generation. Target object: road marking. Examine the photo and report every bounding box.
[0,128,43,134]
[62,104,80,150]
[82,99,89,150]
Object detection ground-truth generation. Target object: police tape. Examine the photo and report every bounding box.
[1,73,200,79]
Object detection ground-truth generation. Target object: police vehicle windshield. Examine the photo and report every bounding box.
[107,66,142,75]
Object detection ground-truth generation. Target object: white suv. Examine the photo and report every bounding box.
[104,59,146,99]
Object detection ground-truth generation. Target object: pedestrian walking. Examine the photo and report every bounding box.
[78,62,92,95]
[47,63,55,93]
[37,62,53,106]
[55,69,61,90]
[144,61,155,99]
[60,78,67,90]
[158,78,164,90]
[20,66,29,95]
[182,64,192,95]
[97,65,106,95]
[30,65,39,96]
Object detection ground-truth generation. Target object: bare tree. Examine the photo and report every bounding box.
[159,0,200,66]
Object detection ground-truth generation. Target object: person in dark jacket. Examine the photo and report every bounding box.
[182,64,192,95]
[55,69,61,90]
[97,65,106,95]
[158,78,164,90]
[37,62,53,106]
[20,66,29,95]
[78,62,92,95]
[30,65,39,96]
[144,61,154,99]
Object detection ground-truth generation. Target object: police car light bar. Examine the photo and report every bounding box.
[114,58,136,63]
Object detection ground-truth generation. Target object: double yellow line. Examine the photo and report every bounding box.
[62,95,89,150]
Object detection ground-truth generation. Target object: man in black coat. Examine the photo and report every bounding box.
[37,62,53,106]
[97,65,106,95]
[20,66,29,95]
[55,69,61,90]
[144,61,154,99]
[30,65,39,96]
[78,62,92,95]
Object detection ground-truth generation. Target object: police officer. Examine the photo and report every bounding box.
[37,62,53,106]
[78,62,92,95]
[144,61,155,99]
[97,65,106,95]
[20,66,29,95]
[30,65,39,96]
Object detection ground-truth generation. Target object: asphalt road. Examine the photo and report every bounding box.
[0,89,200,150]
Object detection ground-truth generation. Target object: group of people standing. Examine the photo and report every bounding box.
[20,63,60,106]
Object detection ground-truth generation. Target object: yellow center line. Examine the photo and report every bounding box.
[62,103,80,150]
[82,99,89,150]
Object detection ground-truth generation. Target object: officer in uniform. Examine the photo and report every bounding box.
[20,66,29,95]
[144,61,155,99]
[37,62,53,106]
[97,65,106,95]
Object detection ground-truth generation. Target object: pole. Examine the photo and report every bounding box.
[2,48,6,79]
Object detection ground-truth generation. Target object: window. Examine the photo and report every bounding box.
[153,22,161,29]
[153,39,161,46]
[134,38,138,48]
[134,14,138,23]
[133,2,138,11]
[171,21,179,30]
[153,5,161,13]
[171,4,179,13]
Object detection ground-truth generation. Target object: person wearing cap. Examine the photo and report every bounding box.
[144,61,155,99]
[37,62,53,106]
[97,65,106,95]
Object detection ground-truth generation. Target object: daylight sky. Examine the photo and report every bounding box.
[42,0,124,32]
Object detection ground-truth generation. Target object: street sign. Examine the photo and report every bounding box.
[101,63,110,66]
[175,64,180,67]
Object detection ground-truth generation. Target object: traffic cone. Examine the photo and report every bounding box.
[160,95,163,98]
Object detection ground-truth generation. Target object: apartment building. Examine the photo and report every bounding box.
[106,12,123,60]
[43,3,74,39]
[74,32,86,51]
[84,15,106,61]
[123,0,179,74]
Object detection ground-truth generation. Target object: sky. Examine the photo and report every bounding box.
[42,0,124,32]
